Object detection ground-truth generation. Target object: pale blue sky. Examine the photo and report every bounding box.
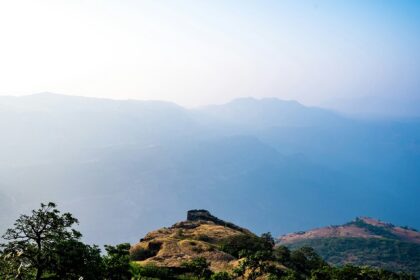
[0,0,419,114]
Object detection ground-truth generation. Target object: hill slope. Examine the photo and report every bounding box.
[130,210,254,271]
[278,217,420,277]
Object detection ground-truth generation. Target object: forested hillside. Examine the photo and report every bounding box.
[279,217,420,277]
[1,205,417,279]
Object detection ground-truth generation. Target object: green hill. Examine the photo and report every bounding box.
[278,217,420,277]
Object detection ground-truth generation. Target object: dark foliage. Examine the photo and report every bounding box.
[103,243,132,280]
[181,257,212,279]
[219,233,274,258]
[130,242,162,261]
[350,218,399,239]
[49,239,104,280]
[286,237,420,277]
[131,263,177,279]
[0,202,82,280]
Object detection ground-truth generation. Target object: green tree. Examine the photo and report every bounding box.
[131,263,176,279]
[50,239,104,279]
[289,246,326,276]
[0,202,80,280]
[273,245,291,264]
[103,243,132,280]
[210,271,233,280]
[260,232,275,249]
[234,250,284,280]
[219,233,275,258]
[181,257,212,279]
[0,248,32,280]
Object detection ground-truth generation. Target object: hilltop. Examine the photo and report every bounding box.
[278,217,420,277]
[130,210,255,271]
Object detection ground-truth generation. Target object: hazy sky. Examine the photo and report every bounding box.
[0,0,419,110]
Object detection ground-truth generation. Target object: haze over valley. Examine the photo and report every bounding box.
[0,93,418,246]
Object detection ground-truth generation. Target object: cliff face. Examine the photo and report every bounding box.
[187,209,219,222]
[130,210,254,271]
[187,210,251,234]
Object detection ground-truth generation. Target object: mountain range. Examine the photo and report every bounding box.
[0,93,419,246]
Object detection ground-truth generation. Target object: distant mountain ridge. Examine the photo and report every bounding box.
[196,97,345,128]
[278,217,420,277]
[0,93,419,248]
[278,217,420,244]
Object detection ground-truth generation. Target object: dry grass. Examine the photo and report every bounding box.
[130,220,250,271]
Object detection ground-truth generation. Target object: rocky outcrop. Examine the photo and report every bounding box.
[187,209,217,222]
[187,209,250,234]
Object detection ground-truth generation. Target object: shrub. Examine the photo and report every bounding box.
[195,234,213,243]
[211,271,233,280]
[181,257,212,279]
[175,229,185,239]
[103,243,132,280]
[219,234,273,258]
[131,263,176,279]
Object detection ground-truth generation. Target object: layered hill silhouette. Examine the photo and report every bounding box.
[278,217,420,277]
[0,93,419,246]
